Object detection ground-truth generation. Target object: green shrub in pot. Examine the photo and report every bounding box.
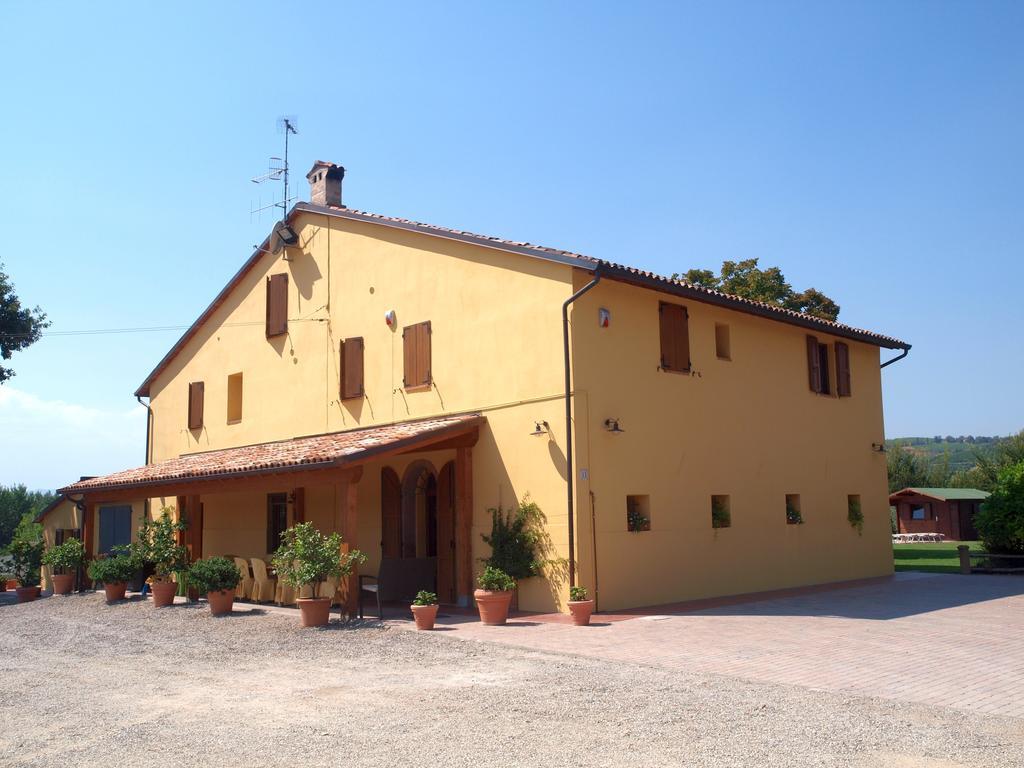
[188,557,242,594]
[42,538,86,574]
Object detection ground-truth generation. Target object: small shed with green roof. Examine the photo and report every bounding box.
[889,487,990,540]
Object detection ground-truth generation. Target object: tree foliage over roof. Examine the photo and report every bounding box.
[0,262,49,383]
[674,258,840,322]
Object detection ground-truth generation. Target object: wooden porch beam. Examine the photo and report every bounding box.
[334,467,362,618]
[454,446,474,606]
[397,428,479,454]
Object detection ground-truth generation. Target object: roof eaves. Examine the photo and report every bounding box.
[596,261,910,350]
[294,202,597,271]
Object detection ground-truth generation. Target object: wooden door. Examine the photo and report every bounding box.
[436,462,456,604]
[381,467,402,559]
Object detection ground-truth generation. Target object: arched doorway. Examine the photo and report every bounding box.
[380,461,457,603]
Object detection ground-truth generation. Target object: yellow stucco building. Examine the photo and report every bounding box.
[56,161,909,613]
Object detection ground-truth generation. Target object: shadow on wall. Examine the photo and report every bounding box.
[474,425,569,613]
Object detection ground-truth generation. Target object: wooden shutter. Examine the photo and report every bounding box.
[659,302,690,372]
[340,337,365,400]
[55,529,65,546]
[402,321,432,389]
[187,381,204,430]
[806,336,822,393]
[265,273,288,337]
[381,467,402,558]
[835,341,851,397]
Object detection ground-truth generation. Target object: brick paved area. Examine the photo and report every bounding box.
[401,573,1024,719]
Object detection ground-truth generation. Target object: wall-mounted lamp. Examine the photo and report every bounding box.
[871,442,887,453]
[603,418,625,434]
[273,221,300,248]
[530,420,550,437]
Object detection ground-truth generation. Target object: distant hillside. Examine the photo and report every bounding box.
[885,436,1003,474]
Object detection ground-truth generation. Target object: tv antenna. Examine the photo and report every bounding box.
[250,117,299,223]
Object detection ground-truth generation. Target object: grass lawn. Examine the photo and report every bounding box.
[893,541,983,573]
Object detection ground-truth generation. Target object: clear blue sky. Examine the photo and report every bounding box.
[2,1,1022,489]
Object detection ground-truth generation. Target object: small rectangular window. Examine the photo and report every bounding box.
[266,273,288,337]
[715,323,731,360]
[340,337,365,400]
[711,495,731,528]
[267,493,288,554]
[659,302,690,373]
[847,494,863,530]
[187,381,204,430]
[911,504,927,521]
[403,321,432,390]
[785,494,803,525]
[227,372,243,423]
[626,495,651,532]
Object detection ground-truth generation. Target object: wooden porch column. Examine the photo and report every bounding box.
[175,496,187,547]
[81,498,96,589]
[455,446,474,607]
[334,468,362,617]
[185,494,203,561]
[292,487,306,524]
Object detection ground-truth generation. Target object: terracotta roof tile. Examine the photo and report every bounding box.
[316,204,908,349]
[135,200,909,396]
[60,414,482,495]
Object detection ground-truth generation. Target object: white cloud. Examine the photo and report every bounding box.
[0,387,146,490]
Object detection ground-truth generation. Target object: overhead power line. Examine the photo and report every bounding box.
[0,317,327,340]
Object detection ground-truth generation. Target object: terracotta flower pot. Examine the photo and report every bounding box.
[474,589,513,625]
[297,597,332,627]
[151,580,178,607]
[567,599,595,626]
[6,579,19,591]
[16,586,40,603]
[52,574,75,595]
[207,589,235,616]
[103,582,128,602]
[411,603,439,630]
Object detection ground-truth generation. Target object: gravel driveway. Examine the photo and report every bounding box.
[1,594,1020,768]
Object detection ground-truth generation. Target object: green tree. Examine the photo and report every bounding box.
[0,485,57,550]
[970,431,1024,491]
[673,258,840,321]
[974,461,1024,554]
[0,263,50,383]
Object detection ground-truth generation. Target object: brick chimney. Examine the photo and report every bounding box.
[306,161,345,207]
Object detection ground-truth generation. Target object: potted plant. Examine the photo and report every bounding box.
[87,551,139,602]
[9,519,45,603]
[474,565,516,625]
[272,522,366,627]
[567,585,595,626]
[133,509,189,607]
[189,557,241,616]
[42,538,86,595]
[410,590,439,630]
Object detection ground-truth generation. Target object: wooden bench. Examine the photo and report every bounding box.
[359,557,437,619]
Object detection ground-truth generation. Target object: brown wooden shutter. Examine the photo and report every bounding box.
[340,336,365,400]
[659,302,690,372]
[835,341,851,397]
[265,274,288,337]
[187,381,204,430]
[403,321,431,389]
[806,336,822,393]
[55,529,65,546]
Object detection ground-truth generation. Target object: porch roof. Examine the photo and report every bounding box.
[59,414,484,497]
